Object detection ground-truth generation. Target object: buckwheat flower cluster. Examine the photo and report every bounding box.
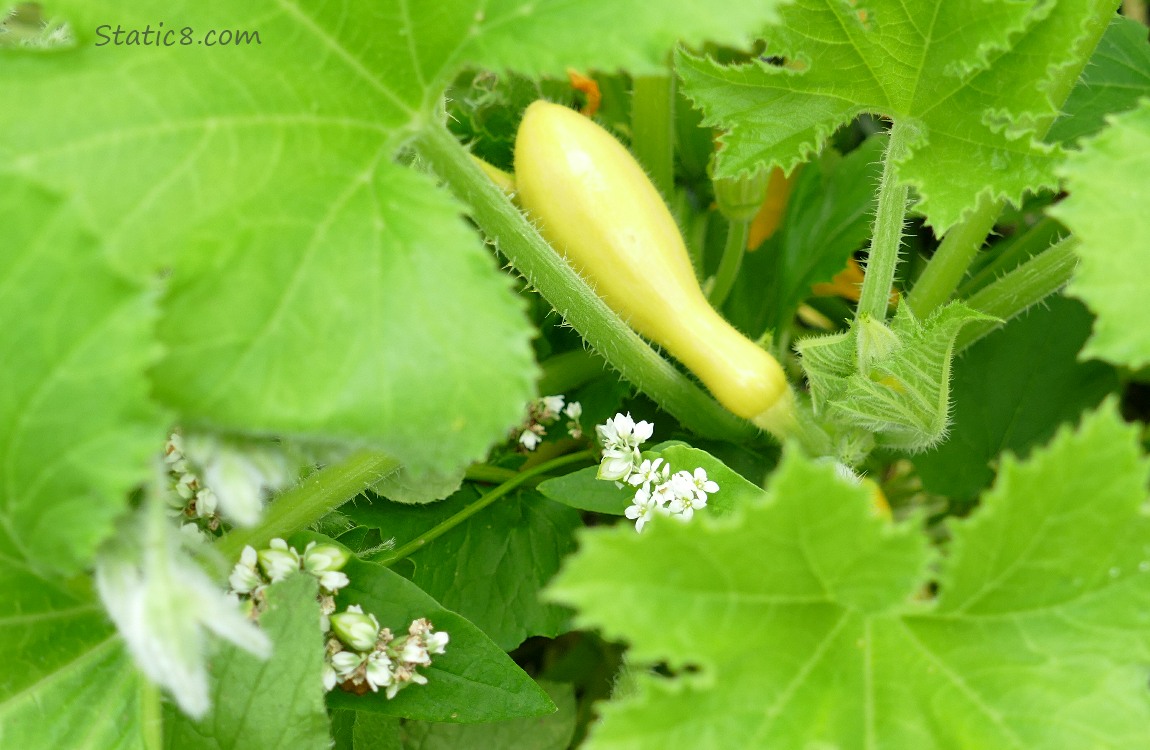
[226,540,448,698]
[324,610,449,698]
[593,413,720,532]
[228,539,351,628]
[164,432,222,531]
[164,430,295,530]
[517,394,584,450]
[626,462,719,532]
[594,412,654,482]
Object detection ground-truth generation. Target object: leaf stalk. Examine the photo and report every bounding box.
[857,123,911,322]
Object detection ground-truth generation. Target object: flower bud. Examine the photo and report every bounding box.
[303,542,351,573]
[713,169,770,222]
[331,607,380,652]
[597,448,637,482]
[317,570,350,594]
[257,546,299,583]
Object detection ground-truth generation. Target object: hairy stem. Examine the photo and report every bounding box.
[958,216,1067,297]
[216,451,401,561]
[709,218,750,308]
[415,121,757,442]
[372,451,594,565]
[631,74,676,199]
[908,8,1114,317]
[857,124,911,322]
[956,236,1079,351]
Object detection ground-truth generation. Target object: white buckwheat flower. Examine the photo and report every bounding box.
[400,638,432,667]
[194,486,218,518]
[627,458,670,490]
[686,467,719,500]
[625,488,659,532]
[519,428,543,451]
[365,651,396,692]
[596,413,653,452]
[181,433,293,527]
[564,400,584,439]
[331,650,364,681]
[650,476,680,508]
[322,662,339,692]
[425,630,449,655]
[666,471,708,520]
[539,395,566,419]
[302,542,351,594]
[228,545,264,595]
[257,538,300,583]
[595,413,655,482]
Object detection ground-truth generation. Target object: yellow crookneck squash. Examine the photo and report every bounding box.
[514,100,795,437]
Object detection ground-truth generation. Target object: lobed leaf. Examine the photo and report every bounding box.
[549,403,1150,748]
[2,0,537,476]
[678,0,1119,232]
[1050,98,1150,369]
[0,176,165,574]
[454,0,792,77]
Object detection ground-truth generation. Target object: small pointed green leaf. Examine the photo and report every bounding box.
[793,328,856,414]
[538,466,634,516]
[798,302,994,452]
